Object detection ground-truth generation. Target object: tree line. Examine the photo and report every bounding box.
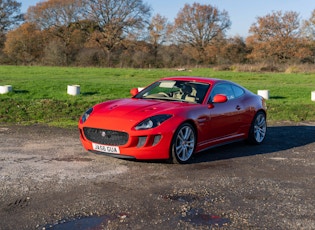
[1,0,315,69]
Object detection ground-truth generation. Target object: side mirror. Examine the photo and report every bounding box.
[130,88,139,96]
[207,94,227,109]
[212,94,228,103]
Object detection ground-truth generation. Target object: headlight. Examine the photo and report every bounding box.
[135,114,172,130]
[81,108,93,123]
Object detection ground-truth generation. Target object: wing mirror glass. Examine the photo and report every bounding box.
[212,94,228,103]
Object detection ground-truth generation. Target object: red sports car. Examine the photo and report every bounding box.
[78,76,267,164]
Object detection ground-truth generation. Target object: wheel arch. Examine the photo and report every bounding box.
[254,109,267,122]
[247,109,267,145]
[180,119,198,140]
[169,119,198,164]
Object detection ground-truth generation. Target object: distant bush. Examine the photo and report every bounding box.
[285,66,301,74]
[213,64,315,73]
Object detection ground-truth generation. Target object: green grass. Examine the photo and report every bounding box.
[1,65,315,127]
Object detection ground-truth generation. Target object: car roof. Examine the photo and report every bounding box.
[161,76,226,85]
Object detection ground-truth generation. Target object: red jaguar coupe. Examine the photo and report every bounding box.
[78,76,267,163]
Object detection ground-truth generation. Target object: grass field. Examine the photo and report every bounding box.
[1,65,315,127]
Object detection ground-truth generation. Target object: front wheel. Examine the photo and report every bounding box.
[171,123,196,164]
[247,111,267,144]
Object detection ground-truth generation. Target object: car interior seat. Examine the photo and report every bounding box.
[181,84,196,102]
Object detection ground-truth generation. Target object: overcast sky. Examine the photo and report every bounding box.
[20,0,315,37]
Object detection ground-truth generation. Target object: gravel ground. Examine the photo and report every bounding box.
[0,122,314,230]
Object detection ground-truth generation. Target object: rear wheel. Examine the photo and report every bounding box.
[171,123,196,164]
[248,111,267,144]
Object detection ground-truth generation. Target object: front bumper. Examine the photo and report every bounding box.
[79,127,174,160]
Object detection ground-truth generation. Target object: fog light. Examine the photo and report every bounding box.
[153,135,161,146]
[137,136,147,148]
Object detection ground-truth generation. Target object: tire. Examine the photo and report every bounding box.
[171,123,196,164]
[247,111,267,144]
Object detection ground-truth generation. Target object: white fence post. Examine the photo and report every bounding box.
[257,90,269,100]
[0,85,13,94]
[67,85,80,96]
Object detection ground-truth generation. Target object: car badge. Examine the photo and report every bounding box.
[101,131,106,137]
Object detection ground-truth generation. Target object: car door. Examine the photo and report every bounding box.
[205,83,246,143]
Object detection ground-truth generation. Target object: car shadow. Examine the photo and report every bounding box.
[191,124,315,164]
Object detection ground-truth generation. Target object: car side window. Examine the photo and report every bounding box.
[232,85,245,98]
[209,83,235,102]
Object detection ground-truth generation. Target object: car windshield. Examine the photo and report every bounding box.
[135,80,210,104]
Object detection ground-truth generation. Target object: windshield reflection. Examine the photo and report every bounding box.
[135,80,210,104]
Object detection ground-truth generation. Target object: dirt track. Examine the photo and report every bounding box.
[0,122,314,229]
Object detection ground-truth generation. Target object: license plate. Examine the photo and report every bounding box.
[92,143,120,154]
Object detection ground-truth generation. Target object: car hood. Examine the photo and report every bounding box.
[83,98,197,130]
[81,98,198,132]
[93,98,187,118]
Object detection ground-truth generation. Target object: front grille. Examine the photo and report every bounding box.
[83,127,129,146]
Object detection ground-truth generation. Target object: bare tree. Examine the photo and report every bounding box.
[148,14,171,67]
[301,9,315,40]
[172,3,231,63]
[25,0,85,29]
[83,0,151,66]
[0,0,23,31]
[301,9,315,63]
[0,0,23,48]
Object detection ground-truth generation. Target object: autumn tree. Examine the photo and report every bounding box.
[172,3,231,64]
[83,0,151,66]
[160,44,192,67]
[218,36,248,64]
[3,22,45,64]
[247,11,309,63]
[25,0,85,65]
